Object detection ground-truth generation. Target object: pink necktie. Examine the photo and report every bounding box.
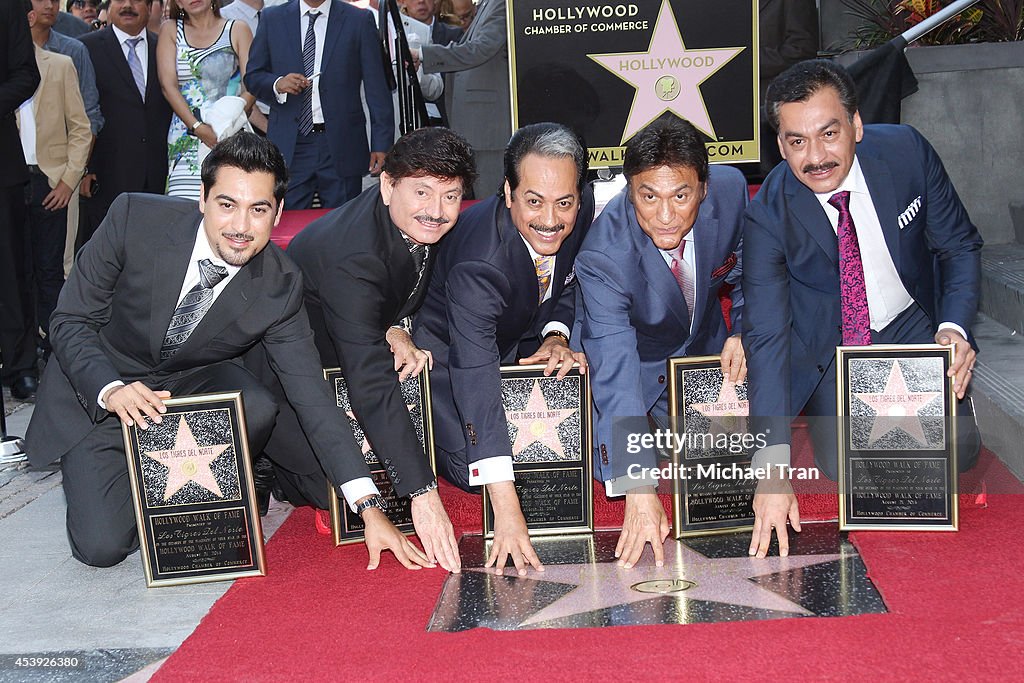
[828,191,872,346]
[670,242,695,317]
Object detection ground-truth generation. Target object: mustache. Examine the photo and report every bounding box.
[802,161,839,174]
[415,214,449,225]
[529,222,566,235]
[120,10,139,16]
[222,232,254,242]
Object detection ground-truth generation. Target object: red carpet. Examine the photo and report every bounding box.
[153,447,1023,682]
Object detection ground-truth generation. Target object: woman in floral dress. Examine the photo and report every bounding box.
[157,0,254,199]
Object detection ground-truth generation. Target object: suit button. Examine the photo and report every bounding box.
[600,443,609,465]
[658,375,665,384]
[141,137,146,143]
[817,365,825,373]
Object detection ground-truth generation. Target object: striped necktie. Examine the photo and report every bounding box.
[125,37,146,101]
[160,259,229,360]
[670,241,695,317]
[297,11,321,136]
[829,191,872,345]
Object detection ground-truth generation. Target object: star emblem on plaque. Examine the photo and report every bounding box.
[508,0,758,167]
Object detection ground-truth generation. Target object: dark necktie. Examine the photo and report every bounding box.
[298,11,321,136]
[125,37,146,101]
[829,190,872,345]
[161,259,229,360]
[670,241,695,317]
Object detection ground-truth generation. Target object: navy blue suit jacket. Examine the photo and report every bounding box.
[575,165,748,481]
[413,189,595,462]
[244,0,394,175]
[743,124,982,431]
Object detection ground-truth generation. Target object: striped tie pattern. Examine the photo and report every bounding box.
[125,37,146,101]
[297,11,321,136]
[534,255,553,305]
[160,259,228,360]
[670,241,695,317]
[829,190,872,345]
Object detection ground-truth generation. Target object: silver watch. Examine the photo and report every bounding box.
[355,494,387,516]
[409,479,438,498]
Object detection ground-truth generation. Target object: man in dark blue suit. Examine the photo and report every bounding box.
[743,60,982,558]
[575,115,747,568]
[244,0,393,209]
[413,123,594,575]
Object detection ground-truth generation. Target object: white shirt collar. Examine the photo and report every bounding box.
[111,24,147,44]
[300,0,331,18]
[814,156,868,207]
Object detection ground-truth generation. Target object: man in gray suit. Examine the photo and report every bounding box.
[413,0,508,197]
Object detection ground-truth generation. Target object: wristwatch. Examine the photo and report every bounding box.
[544,329,569,344]
[355,494,387,516]
[409,479,438,499]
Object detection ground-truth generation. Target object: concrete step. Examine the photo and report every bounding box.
[980,242,1024,335]
[971,313,1024,480]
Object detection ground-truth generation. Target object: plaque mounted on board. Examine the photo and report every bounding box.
[122,392,266,588]
[507,0,760,167]
[483,364,594,537]
[324,368,435,545]
[668,356,756,538]
[837,344,958,531]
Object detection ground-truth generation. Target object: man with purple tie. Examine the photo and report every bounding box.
[743,59,982,559]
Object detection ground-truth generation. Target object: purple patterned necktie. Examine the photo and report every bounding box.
[670,241,695,317]
[828,191,872,346]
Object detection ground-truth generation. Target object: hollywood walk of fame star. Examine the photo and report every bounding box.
[144,416,230,501]
[853,361,941,446]
[468,539,841,627]
[689,378,748,436]
[588,0,745,143]
[508,380,578,457]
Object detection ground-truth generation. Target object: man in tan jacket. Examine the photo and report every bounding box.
[16,16,90,381]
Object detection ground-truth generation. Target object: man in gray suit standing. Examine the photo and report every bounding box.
[413,0,508,197]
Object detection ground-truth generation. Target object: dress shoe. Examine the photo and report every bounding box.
[10,375,38,400]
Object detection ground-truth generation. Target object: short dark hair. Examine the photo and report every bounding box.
[383,127,477,193]
[765,59,859,132]
[623,114,708,184]
[503,122,587,196]
[200,132,289,203]
[169,0,219,22]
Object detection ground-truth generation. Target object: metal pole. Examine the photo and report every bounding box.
[900,0,984,45]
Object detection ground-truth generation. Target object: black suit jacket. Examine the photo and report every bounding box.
[79,29,171,205]
[0,0,40,188]
[282,187,435,496]
[412,188,595,461]
[26,193,371,492]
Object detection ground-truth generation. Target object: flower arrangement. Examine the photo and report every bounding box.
[841,0,1023,48]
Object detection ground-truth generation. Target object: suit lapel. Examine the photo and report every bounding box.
[149,213,202,363]
[631,198,690,330]
[858,152,901,266]
[285,1,304,71]
[786,171,838,266]
[102,29,140,102]
[145,31,161,103]
[32,48,52,118]
[320,0,347,76]
[691,213,720,329]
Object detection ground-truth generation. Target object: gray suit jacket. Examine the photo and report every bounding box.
[421,0,509,197]
[26,193,371,490]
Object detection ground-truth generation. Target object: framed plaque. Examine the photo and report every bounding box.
[668,356,756,538]
[324,368,435,545]
[837,345,958,531]
[483,364,594,537]
[122,392,266,588]
[507,0,760,168]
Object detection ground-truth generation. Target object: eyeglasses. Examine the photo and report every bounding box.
[73,0,100,7]
[91,19,107,28]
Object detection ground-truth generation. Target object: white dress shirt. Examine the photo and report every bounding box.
[18,96,37,165]
[111,24,148,84]
[273,0,329,125]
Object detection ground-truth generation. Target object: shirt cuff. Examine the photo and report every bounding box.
[541,321,570,340]
[468,456,514,486]
[750,443,791,472]
[604,471,657,497]
[272,77,288,103]
[937,322,968,342]
[97,380,125,410]
[339,477,380,513]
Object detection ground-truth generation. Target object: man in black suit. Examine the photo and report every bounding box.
[255,127,475,573]
[413,122,594,575]
[0,0,41,400]
[78,0,172,246]
[26,133,429,570]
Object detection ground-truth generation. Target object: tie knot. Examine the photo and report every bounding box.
[198,258,228,289]
[672,240,687,261]
[126,37,143,48]
[307,10,321,22]
[828,190,851,213]
[534,255,553,273]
